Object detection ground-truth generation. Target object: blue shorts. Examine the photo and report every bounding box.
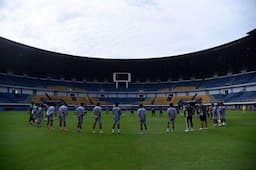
[33,114,37,119]
[37,114,43,121]
[59,115,66,122]
[47,115,53,121]
[219,113,225,119]
[113,119,120,124]
[94,116,102,124]
[168,119,175,124]
[140,119,146,125]
[78,116,84,124]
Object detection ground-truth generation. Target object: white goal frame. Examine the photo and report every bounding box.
[113,72,131,88]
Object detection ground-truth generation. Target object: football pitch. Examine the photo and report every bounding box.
[0,110,255,170]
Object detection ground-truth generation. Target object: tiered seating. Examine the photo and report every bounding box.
[154,97,169,105]
[1,72,256,91]
[47,86,87,92]
[141,97,155,105]
[211,91,256,102]
[73,88,87,92]
[50,96,73,104]
[89,97,106,105]
[31,95,89,105]
[0,93,30,103]
[105,97,139,104]
[166,95,211,104]
[170,96,192,104]
[173,86,196,92]
[200,73,256,88]
[47,86,70,91]
[31,95,44,103]
[1,72,256,105]
[76,96,90,104]
[158,88,171,92]
[238,91,256,102]
[197,95,211,103]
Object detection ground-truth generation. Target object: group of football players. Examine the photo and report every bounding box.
[28,101,226,134]
[183,102,227,132]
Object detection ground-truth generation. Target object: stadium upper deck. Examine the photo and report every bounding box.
[0,30,256,82]
[0,71,256,91]
[0,30,256,106]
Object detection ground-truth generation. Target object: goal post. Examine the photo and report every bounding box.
[113,72,131,88]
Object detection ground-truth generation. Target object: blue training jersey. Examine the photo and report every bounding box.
[46,106,55,116]
[167,107,177,120]
[112,107,121,120]
[137,108,146,120]
[218,106,225,115]
[76,106,85,117]
[58,105,68,116]
[93,106,102,117]
[32,105,37,115]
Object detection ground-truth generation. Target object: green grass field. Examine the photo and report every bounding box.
[0,110,256,170]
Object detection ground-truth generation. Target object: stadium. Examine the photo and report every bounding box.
[1,1,256,169]
[0,30,256,109]
[0,29,256,170]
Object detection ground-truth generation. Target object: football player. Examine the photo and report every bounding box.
[112,103,122,134]
[58,104,68,131]
[166,103,177,133]
[137,104,147,134]
[93,102,103,133]
[46,104,55,129]
[75,103,86,132]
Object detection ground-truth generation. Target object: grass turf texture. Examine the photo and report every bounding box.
[0,110,256,170]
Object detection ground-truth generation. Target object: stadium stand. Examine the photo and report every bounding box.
[211,91,256,103]
[173,86,196,92]
[104,97,139,104]
[31,94,91,105]
[154,97,170,105]
[0,30,256,107]
[1,72,256,104]
[141,97,155,105]
[1,72,256,91]
[89,97,106,105]
[47,86,71,91]
[0,93,30,103]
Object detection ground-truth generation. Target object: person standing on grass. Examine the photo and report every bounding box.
[159,107,163,117]
[112,103,122,134]
[166,103,177,133]
[207,104,213,120]
[199,104,208,130]
[36,104,44,127]
[184,104,194,132]
[75,103,86,132]
[31,103,38,126]
[29,102,35,125]
[58,104,68,131]
[151,107,156,117]
[218,102,226,126]
[137,104,147,134]
[212,103,218,127]
[46,105,55,129]
[93,102,103,133]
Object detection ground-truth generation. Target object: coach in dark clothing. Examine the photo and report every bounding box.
[184,104,194,131]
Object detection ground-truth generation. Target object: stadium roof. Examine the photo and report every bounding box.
[0,31,255,81]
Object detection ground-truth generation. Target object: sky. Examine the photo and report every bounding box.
[0,0,255,59]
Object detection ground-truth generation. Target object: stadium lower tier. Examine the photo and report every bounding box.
[0,92,256,105]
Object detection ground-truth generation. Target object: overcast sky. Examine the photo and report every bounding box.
[0,0,255,59]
